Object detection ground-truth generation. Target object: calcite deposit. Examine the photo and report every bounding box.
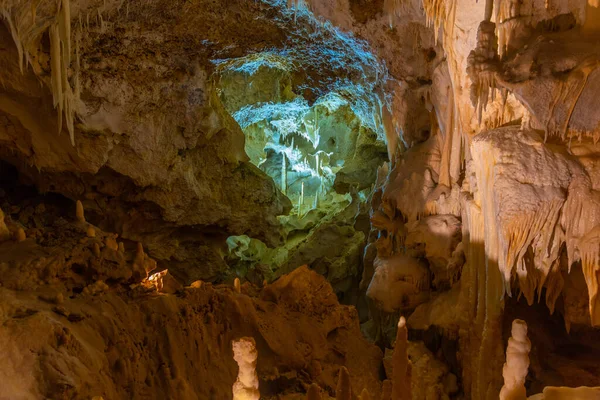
[2,0,600,398]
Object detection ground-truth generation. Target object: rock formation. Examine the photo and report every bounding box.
[1,0,600,398]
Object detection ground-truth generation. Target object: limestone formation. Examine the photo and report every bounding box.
[0,207,10,242]
[15,227,25,242]
[336,366,352,400]
[500,320,531,400]
[232,337,260,400]
[1,0,600,398]
[392,317,412,400]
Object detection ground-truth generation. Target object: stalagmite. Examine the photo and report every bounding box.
[336,366,352,400]
[86,225,96,238]
[105,236,119,251]
[306,384,322,400]
[76,200,85,223]
[234,277,241,293]
[381,380,392,400]
[359,388,372,400]
[93,242,101,257]
[15,227,26,242]
[500,319,531,400]
[232,337,260,400]
[392,317,412,400]
[0,207,10,242]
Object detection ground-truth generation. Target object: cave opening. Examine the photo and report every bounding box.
[214,37,389,303]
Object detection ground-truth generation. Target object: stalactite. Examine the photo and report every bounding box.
[545,60,596,141]
[577,226,600,325]
[502,200,564,301]
[422,0,445,43]
[383,0,404,28]
[298,181,305,216]
[281,153,287,195]
[1,0,77,145]
[466,21,499,124]
[462,155,506,398]
[499,319,531,400]
[287,0,308,22]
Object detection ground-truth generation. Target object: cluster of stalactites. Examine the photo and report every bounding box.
[422,0,445,43]
[1,0,79,145]
[466,21,500,124]
[500,199,565,308]
[494,0,526,58]
[500,182,600,327]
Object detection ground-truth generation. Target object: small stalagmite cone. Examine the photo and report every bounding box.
[380,380,392,400]
[86,225,96,238]
[306,383,322,400]
[16,227,26,242]
[93,242,101,257]
[392,316,411,400]
[76,200,85,223]
[134,242,145,266]
[336,366,352,400]
[136,242,144,257]
[118,242,125,252]
[359,388,372,400]
[234,277,241,293]
[105,236,118,251]
[0,207,10,241]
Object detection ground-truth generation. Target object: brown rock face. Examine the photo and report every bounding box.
[0,263,382,399]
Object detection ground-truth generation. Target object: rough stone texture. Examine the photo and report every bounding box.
[3,0,600,399]
[0,199,384,399]
[0,0,384,282]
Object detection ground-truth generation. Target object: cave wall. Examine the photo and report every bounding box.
[2,0,600,398]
